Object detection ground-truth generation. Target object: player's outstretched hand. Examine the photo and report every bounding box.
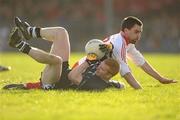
[159,77,178,84]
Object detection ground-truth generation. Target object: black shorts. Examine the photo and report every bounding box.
[54,61,72,89]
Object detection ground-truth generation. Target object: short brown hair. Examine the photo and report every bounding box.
[104,58,119,76]
[121,16,143,31]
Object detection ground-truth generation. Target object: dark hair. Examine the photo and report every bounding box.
[104,58,119,76]
[121,16,143,31]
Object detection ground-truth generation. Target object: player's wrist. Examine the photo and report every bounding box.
[157,76,165,82]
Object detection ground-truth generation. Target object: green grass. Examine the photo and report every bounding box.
[0,53,180,120]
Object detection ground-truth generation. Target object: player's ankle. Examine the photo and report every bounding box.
[27,27,41,38]
[16,41,32,54]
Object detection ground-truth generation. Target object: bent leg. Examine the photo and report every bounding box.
[22,27,71,86]
[28,47,62,85]
[40,27,70,86]
[15,18,70,61]
[40,27,70,61]
[13,22,71,88]
[9,27,62,87]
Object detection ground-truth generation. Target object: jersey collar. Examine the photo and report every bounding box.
[120,31,129,45]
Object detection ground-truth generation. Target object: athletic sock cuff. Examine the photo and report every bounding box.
[35,27,41,38]
[18,42,32,54]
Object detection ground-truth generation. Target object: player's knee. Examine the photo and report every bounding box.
[48,55,62,65]
[55,56,63,65]
[55,27,68,36]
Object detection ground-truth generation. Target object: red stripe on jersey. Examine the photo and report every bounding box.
[123,41,127,63]
[121,41,124,62]
[120,31,129,45]
[121,38,127,63]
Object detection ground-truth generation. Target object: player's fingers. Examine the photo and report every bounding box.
[171,80,178,83]
[99,44,106,48]
[165,80,177,84]
[99,45,106,50]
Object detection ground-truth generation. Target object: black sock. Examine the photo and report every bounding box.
[16,41,31,54]
[27,27,41,38]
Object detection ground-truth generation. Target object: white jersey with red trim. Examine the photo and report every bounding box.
[73,32,145,76]
[103,32,130,76]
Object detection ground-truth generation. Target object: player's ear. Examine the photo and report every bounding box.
[124,28,129,33]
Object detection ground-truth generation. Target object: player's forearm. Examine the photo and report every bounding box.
[68,61,89,84]
[72,61,89,74]
[123,72,142,89]
[141,61,163,81]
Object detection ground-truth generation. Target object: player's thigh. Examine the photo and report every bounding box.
[41,63,62,85]
[41,27,70,61]
[50,41,70,62]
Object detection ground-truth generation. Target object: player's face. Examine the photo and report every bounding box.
[95,62,112,80]
[125,24,143,44]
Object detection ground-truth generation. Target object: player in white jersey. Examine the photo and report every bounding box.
[74,16,177,89]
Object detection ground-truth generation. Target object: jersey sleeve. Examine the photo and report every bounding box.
[127,44,145,66]
[119,61,131,76]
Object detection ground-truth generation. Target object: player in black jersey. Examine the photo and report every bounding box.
[3,17,125,91]
[67,58,124,91]
[76,60,124,90]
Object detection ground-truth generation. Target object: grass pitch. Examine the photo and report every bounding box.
[0,53,180,120]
